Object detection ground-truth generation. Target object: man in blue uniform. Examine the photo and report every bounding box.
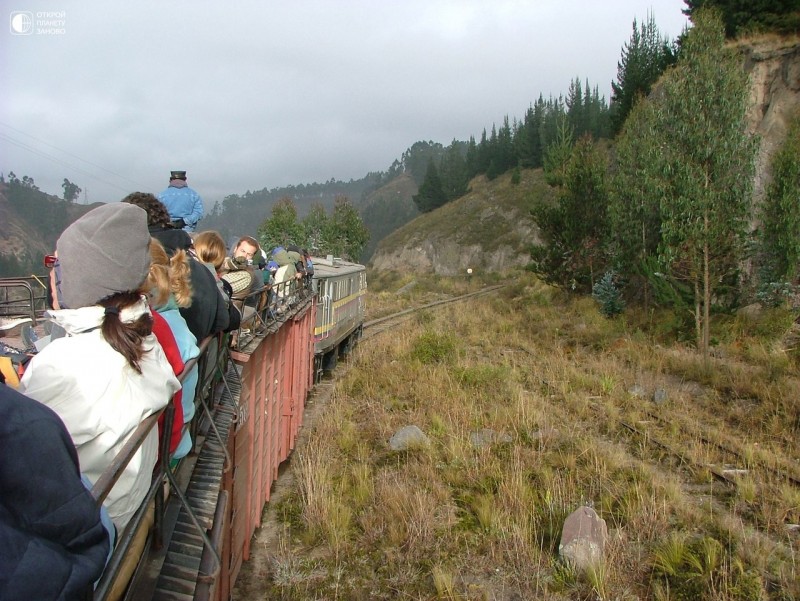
[157,170,204,232]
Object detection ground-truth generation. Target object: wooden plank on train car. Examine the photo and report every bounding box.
[268,334,281,486]
[262,334,277,503]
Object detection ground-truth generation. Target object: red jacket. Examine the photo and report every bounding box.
[151,311,184,456]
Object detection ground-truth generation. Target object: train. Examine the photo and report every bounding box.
[0,256,367,601]
[311,255,367,377]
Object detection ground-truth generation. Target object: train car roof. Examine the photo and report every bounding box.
[311,256,366,278]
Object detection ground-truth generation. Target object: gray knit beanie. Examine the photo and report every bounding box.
[57,203,151,308]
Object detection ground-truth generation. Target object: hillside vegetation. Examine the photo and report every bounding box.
[370,169,553,275]
[0,180,98,277]
[238,270,800,600]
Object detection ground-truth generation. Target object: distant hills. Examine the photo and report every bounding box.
[0,181,99,277]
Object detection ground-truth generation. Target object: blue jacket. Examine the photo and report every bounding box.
[156,299,200,460]
[0,383,110,600]
[157,184,204,232]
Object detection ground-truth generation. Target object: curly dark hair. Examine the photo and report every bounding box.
[121,192,172,228]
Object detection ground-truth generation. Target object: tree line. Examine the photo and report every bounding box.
[412,79,615,214]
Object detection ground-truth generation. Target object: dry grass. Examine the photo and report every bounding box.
[263,270,800,600]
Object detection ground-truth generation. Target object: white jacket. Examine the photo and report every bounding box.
[20,301,180,532]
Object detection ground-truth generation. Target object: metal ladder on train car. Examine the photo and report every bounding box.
[147,348,243,601]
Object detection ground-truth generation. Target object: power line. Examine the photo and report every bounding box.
[0,132,137,194]
[0,120,148,192]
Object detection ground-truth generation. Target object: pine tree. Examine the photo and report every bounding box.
[758,111,800,287]
[412,159,447,213]
[542,115,574,187]
[566,77,584,136]
[439,141,469,201]
[611,13,677,134]
[531,135,609,292]
[683,0,800,37]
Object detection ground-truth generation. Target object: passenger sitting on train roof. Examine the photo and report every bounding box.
[19,203,181,532]
[122,191,193,256]
[222,236,261,307]
[271,246,298,305]
[122,193,238,340]
[0,375,112,601]
[145,238,200,461]
[192,230,228,289]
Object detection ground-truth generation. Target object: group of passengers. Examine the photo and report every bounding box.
[0,178,313,600]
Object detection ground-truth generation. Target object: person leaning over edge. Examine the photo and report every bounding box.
[157,170,204,232]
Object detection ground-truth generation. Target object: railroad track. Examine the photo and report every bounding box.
[362,284,505,340]
[516,342,799,548]
[596,398,800,547]
[629,406,800,489]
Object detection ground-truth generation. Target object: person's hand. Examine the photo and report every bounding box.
[172,218,186,229]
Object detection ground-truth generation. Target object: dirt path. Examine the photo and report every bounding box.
[231,380,336,600]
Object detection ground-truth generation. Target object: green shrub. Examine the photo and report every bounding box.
[410,331,457,364]
[592,270,625,317]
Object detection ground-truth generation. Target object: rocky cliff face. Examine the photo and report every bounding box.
[742,37,800,206]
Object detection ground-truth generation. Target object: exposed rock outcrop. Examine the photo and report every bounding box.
[741,37,800,208]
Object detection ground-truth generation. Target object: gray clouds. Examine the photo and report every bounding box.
[1,1,688,205]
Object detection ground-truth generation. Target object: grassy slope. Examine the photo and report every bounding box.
[374,168,554,262]
[260,272,800,600]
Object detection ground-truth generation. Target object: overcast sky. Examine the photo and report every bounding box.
[1,1,689,207]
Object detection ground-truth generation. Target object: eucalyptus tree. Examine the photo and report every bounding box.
[302,202,330,254]
[648,9,755,353]
[257,196,305,251]
[608,96,665,307]
[328,195,370,261]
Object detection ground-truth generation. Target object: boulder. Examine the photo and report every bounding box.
[558,506,607,571]
[389,425,430,451]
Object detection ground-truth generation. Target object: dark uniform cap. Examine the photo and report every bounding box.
[170,170,187,180]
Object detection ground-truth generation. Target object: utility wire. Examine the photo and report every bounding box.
[0,132,135,194]
[0,120,148,192]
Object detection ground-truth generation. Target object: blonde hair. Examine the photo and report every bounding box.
[146,238,193,308]
[193,231,227,272]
